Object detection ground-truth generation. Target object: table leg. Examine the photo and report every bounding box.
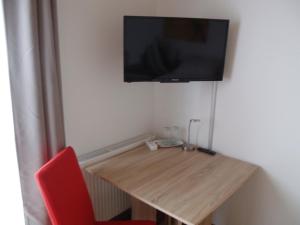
[199,214,212,225]
[167,216,172,225]
[131,197,156,222]
[173,213,212,225]
[131,197,211,225]
[176,220,182,225]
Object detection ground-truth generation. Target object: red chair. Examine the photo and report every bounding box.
[35,146,155,225]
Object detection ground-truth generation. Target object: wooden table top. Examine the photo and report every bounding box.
[86,145,258,225]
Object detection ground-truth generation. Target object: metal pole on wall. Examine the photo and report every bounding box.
[208,81,218,150]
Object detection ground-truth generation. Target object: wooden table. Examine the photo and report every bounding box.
[86,145,258,225]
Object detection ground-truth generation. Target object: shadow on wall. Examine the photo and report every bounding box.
[214,169,297,225]
[223,20,240,80]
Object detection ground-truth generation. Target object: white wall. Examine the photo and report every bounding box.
[153,82,213,147]
[155,1,300,225]
[0,3,24,223]
[57,0,300,224]
[56,0,156,155]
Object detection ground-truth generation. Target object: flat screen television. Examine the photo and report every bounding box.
[124,16,229,82]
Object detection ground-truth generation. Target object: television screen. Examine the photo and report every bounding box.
[124,16,229,82]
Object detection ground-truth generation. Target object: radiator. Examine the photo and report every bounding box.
[79,134,154,220]
[81,169,130,220]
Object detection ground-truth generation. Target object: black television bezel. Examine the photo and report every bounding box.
[123,15,229,83]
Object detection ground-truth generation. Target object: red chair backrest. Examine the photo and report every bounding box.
[35,146,96,225]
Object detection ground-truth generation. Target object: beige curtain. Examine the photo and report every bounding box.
[3,0,65,224]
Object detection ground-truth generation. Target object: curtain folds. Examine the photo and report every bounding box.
[3,0,65,224]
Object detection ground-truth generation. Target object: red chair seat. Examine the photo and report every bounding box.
[35,146,156,225]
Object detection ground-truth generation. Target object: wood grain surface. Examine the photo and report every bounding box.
[86,145,258,225]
